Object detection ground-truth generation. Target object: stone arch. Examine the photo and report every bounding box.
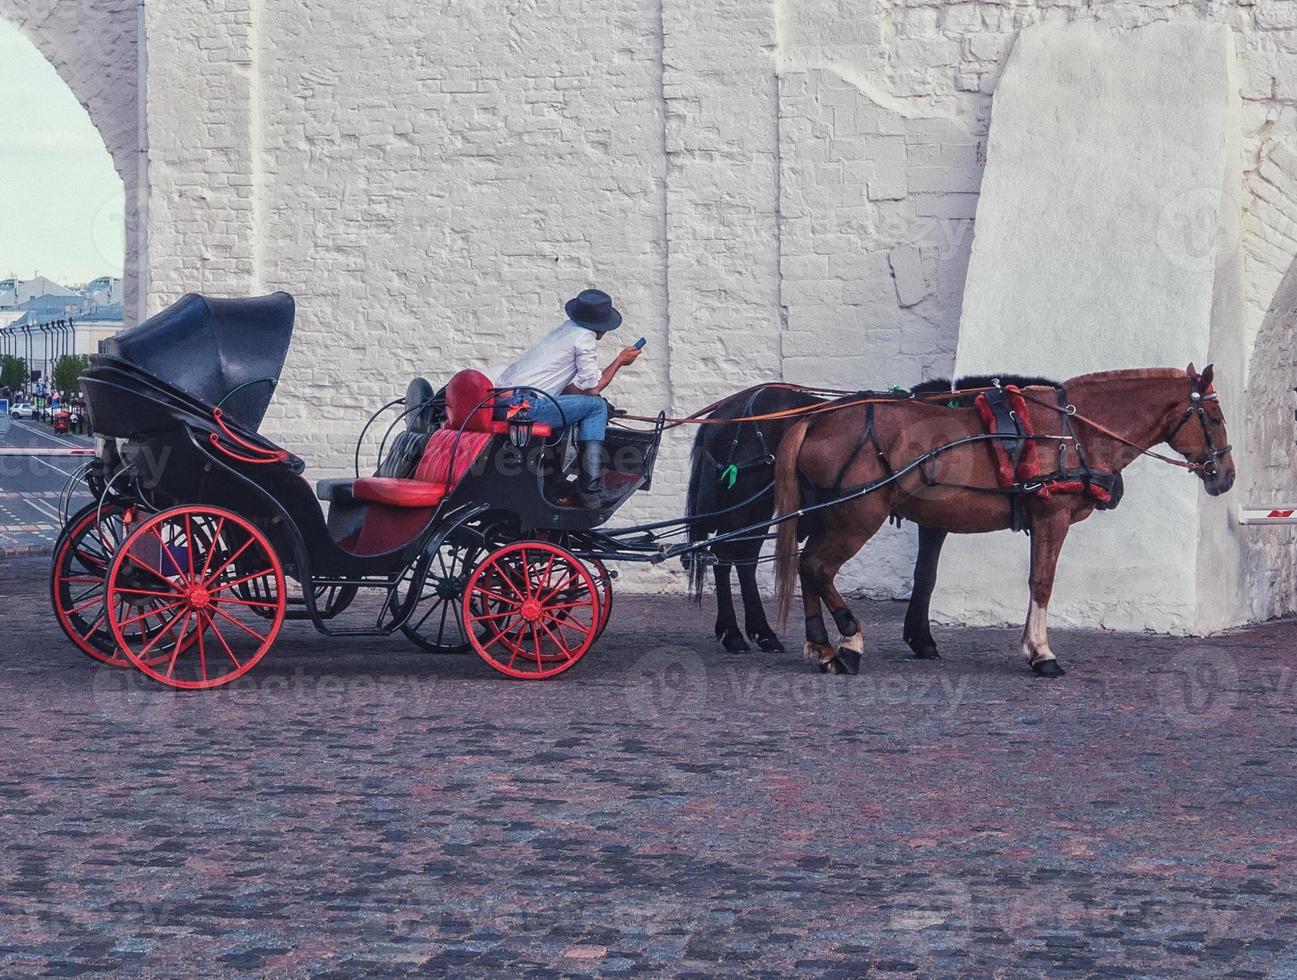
[1242,133,1297,620]
[0,1,141,320]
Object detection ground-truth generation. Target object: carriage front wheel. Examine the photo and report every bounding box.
[463,541,601,679]
[105,506,287,689]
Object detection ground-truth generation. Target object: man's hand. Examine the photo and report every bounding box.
[569,342,642,397]
[614,346,642,368]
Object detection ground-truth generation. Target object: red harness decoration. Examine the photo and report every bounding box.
[973,385,1112,505]
[973,385,1041,488]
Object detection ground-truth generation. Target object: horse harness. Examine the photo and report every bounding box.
[705,387,781,490]
[799,383,1125,534]
[1164,378,1231,479]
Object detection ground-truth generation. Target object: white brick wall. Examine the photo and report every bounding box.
[18,0,1297,616]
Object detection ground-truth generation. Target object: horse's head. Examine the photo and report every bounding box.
[1165,363,1235,496]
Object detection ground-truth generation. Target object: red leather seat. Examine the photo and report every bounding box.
[351,370,500,512]
[351,477,448,507]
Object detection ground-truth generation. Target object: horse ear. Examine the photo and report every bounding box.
[1186,361,1197,378]
[1200,363,1215,388]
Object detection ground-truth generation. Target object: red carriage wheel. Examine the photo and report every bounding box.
[463,541,601,679]
[51,503,175,668]
[590,557,613,639]
[51,503,130,665]
[106,506,286,689]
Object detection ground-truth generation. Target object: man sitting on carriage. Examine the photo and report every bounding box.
[494,288,641,507]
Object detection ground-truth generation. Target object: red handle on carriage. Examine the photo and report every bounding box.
[210,408,288,464]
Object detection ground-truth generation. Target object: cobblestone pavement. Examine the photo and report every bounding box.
[1,555,1296,977]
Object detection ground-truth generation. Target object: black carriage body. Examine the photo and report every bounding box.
[80,293,664,599]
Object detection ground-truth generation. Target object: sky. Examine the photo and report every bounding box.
[0,19,124,287]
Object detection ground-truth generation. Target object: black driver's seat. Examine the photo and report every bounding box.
[317,378,442,504]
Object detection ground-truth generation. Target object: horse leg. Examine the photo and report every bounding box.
[903,525,947,660]
[713,561,749,653]
[802,511,888,675]
[736,540,783,652]
[797,533,836,668]
[1022,511,1070,678]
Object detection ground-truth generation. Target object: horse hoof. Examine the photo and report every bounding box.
[1031,659,1066,678]
[719,629,750,654]
[754,634,785,653]
[908,641,941,660]
[831,648,861,675]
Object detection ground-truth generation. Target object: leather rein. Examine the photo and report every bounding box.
[621,376,1229,478]
[1017,380,1230,476]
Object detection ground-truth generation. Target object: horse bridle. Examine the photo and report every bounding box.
[1166,376,1232,478]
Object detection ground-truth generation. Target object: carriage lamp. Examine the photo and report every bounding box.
[508,404,536,448]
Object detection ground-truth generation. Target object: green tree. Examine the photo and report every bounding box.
[52,354,91,398]
[0,355,25,392]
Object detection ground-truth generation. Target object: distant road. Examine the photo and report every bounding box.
[0,418,93,556]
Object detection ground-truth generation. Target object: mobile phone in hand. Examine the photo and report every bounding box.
[633,337,647,350]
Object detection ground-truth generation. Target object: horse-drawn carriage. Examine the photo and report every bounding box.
[51,292,665,688]
[49,290,1235,686]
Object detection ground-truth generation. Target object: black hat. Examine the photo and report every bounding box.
[565,288,622,332]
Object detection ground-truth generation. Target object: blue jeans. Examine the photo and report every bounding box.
[511,394,608,442]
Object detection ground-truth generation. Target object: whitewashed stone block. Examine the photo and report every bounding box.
[939,20,1247,635]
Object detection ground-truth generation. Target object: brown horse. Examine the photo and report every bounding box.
[774,365,1235,677]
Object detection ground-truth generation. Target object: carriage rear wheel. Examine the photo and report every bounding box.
[52,503,137,665]
[401,526,489,654]
[463,541,601,679]
[591,557,613,640]
[105,506,286,689]
[51,503,179,668]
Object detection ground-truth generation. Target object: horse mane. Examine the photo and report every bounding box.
[910,373,1059,395]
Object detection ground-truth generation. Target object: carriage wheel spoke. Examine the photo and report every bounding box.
[214,595,280,610]
[124,552,183,589]
[208,566,278,597]
[200,535,256,589]
[473,586,521,608]
[538,619,576,660]
[79,613,106,641]
[117,598,186,628]
[210,606,270,644]
[194,609,208,681]
[138,608,187,658]
[64,593,106,617]
[482,617,524,653]
[538,574,580,605]
[197,517,225,581]
[163,611,194,678]
[201,611,242,669]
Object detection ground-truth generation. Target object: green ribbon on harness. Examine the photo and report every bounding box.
[720,464,739,490]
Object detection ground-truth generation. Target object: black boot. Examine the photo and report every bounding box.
[579,441,610,508]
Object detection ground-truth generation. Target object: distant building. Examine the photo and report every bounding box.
[0,276,125,384]
[0,276,81,310]
[84,276,123,307]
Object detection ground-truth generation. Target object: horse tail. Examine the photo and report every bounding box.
[684,429,713,603]
[774,416,811,628]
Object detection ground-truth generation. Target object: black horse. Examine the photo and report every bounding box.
[684,375,1062,657]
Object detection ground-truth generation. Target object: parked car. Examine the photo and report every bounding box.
[10,402,35,419]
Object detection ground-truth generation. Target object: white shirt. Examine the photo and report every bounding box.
[494,320,601,396]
